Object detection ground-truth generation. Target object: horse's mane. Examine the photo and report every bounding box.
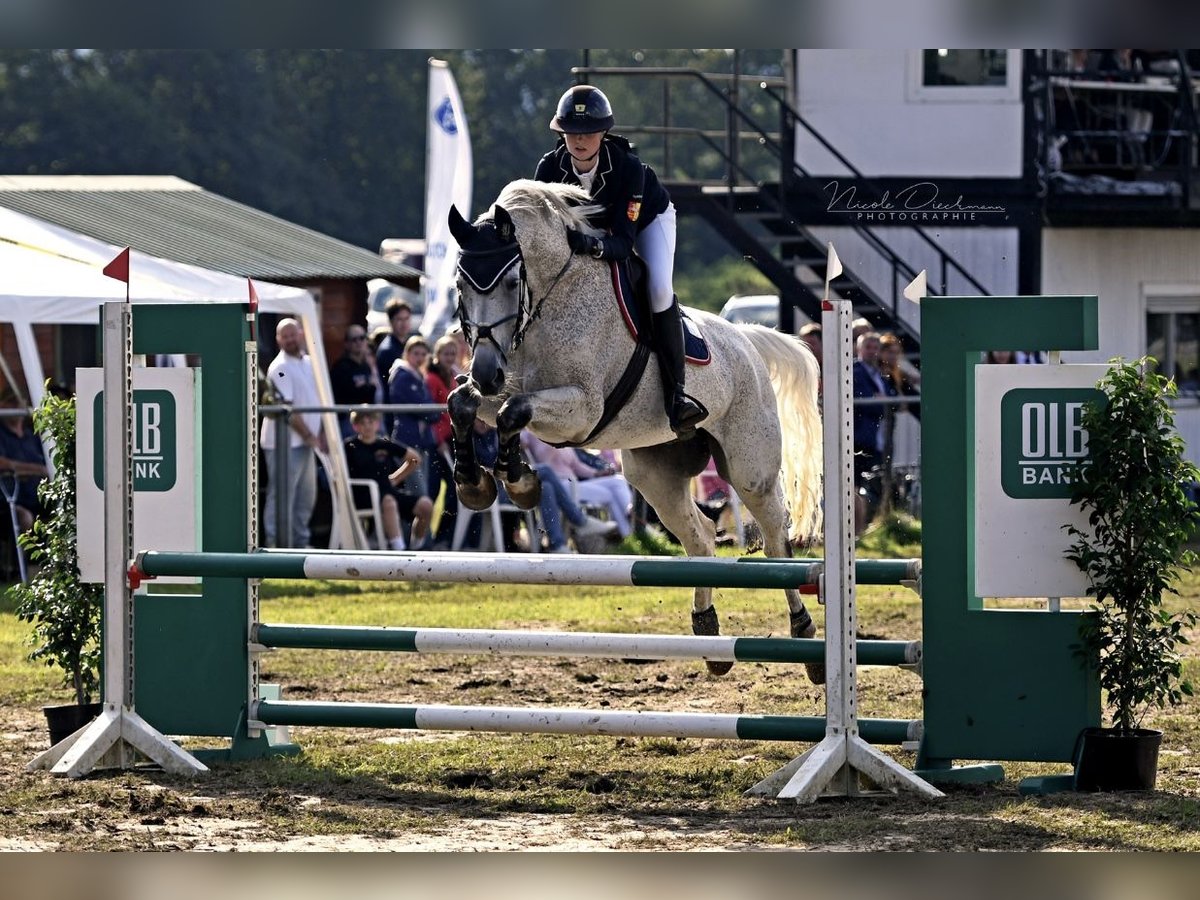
[484,179,604,236]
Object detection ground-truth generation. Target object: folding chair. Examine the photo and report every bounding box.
[451,499,538,552]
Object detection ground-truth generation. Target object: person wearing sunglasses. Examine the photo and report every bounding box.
[330,325,383,439]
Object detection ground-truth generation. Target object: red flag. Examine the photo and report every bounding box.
[103,247,130,283]
[247,278,259,341]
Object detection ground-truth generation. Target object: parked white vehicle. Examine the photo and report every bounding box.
[718,294,780,328]
[365,278,424,337]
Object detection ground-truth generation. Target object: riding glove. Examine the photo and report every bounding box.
[566,229,604,259]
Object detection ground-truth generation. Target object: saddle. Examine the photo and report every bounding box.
[612,256,711,364]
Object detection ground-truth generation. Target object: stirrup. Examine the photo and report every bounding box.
[668,392,707,435]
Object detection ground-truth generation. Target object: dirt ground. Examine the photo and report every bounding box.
[3,646,1195,851]
[0,707,842,851]
[0,645,958,852]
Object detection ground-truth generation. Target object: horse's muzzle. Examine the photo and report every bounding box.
[470,344,506,396]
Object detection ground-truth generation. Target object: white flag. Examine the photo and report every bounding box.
[903,270,927,305]
[422,58,473,338]
[824,242,842,300]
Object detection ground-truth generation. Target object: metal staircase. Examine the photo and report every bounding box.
[573,65,995,355]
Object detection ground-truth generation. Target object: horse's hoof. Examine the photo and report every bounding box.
[456,472,498,511]
[692,607,734,676]
[499,470,541,510]
[791,609,825,685]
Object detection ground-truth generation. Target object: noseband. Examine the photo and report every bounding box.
[455,236,573,364]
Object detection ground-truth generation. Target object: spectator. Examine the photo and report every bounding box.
[852,317,873,344]
[424,335,460,548]
[375,299,415,382]
[1095,49,1154,169]
[0,401,48,536]
[386,335,440,499]
[878,333,920,421]
[852,331,897,532]
[343,407,432,550]
[445,324,471,378]
[522,431,634,538]
[799,321,824,401]
[474,424,617,552]
[798,322,822,362]
[369,326,391,356]
[260,317,324,548]
[984,349,1017,364]
[330,324,383,438]
[532,462,619,552]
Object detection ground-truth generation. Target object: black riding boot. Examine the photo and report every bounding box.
[652,299,707,436]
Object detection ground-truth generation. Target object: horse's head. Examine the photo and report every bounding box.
[449,180,604,397]
[449,203,524,396]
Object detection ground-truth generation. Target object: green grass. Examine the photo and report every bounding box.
[0,590,64,705]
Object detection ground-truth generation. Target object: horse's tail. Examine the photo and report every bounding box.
[741,325,823,543]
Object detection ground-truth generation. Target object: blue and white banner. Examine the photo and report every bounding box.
[422,58,473,338]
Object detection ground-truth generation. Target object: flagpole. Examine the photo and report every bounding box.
[423,58,473,337]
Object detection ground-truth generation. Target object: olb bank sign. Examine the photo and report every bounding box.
[76,367,200,582]
[1001,388,1099,499]
[975,364,1107,599]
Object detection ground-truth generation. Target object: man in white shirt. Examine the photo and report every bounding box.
[261,318,325,547]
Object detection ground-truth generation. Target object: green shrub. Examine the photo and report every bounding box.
[1066,358,1198,733]
[9,389,103,705]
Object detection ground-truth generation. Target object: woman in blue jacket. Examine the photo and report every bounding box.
[386,335,440,498]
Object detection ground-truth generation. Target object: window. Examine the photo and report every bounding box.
[1146,306,1200,394]
[922,50,1007,87]
[907,49,1019,103]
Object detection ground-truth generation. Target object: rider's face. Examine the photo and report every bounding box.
[566,131,603,165]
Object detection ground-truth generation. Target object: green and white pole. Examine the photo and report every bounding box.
[253,623,921,667]
[134,550,919,590]
[252,700,921,745]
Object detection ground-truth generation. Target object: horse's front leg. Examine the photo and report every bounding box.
[493,385,600,511]
[494,394,540,509]
[448,382,497,511]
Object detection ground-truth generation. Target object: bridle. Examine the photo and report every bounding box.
[455,236,573,364]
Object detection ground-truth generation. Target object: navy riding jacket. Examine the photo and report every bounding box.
[533,134,670,262]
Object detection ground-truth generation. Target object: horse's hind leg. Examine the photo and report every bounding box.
[623,443,731,677]
[732,475,825,686]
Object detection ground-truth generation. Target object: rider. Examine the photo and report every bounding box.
[534,84,706,437]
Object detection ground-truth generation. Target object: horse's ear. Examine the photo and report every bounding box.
[448,205,475,245]
[494,205,516,243]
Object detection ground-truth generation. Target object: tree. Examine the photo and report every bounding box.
[0,48,790,283]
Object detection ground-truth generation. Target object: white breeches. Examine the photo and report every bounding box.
[634,201,677,314]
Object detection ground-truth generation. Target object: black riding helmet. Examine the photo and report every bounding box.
[549,85,614,134]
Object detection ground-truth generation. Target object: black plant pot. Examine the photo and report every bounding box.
[43,702,102,746]
[1074,727,1163,792]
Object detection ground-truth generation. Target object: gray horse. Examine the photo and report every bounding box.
[446,179,824,681]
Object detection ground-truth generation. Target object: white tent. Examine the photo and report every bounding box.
[0,206,366,549]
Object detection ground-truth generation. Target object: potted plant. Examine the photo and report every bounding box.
[10,388,104,745]
[1065,357,1198,791]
